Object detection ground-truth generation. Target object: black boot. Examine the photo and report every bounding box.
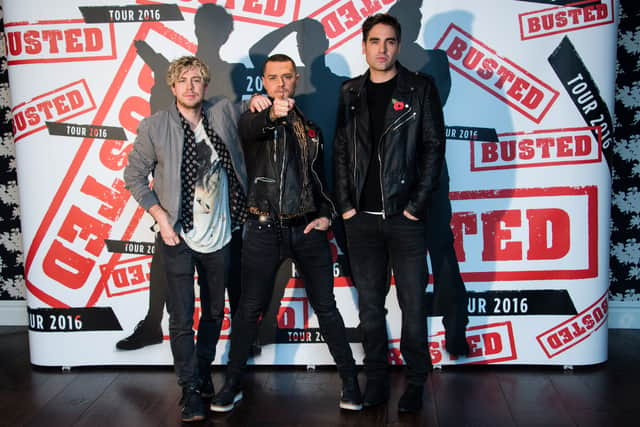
[339,375,363,411]
[116,319,163,350]
[210,375,243,413]
[198,359,214,398]
[443,306,470,356]
[363,377,390,407]
[398,384,424,413]
[180,385,205,422]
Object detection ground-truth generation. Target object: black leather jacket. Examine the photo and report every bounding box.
[333,64,446,219]
[239,105,336,220]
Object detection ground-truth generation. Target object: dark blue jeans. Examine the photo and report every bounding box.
[227,218,356,380]
[157,235,230,388]
[344,212,430,385]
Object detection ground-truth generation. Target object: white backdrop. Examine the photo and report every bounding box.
[5,0,616,367]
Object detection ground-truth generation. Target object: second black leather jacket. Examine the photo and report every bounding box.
[333,63,446,219]
[239,105,336,220]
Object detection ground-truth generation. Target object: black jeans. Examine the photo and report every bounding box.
[142,228,243,330]
[227,218,357,380]
[344,212,430,385]
[157,235,230,388]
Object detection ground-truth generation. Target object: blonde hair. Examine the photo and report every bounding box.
[166,56,211,87]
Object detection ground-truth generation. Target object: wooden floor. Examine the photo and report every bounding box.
[1,327,638,426]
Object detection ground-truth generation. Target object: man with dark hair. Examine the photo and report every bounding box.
[333,13,446,412]
[243,18,353,353]
[389,0,470,357]
[124,56,267,422]
[210,53,362,413]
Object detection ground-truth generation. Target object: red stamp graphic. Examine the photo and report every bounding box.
[140,0,397,50]
[519,0,614,41]
[429,322,518,365]
[387,322,517,365]
[11,79,96,142]
[24,22,197,308]
[5,19,116,65]
[308,0,397,52]
[450,186,598,282]
[137,0,303,27]
[102,255,152,298]
[536,290,608,358]
[436,24,559,124]
[471,126,602,171]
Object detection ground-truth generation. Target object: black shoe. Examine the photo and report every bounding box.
[445,328,470,357]
[444,309,470,357]
[116,320,163,350]
[200,375,214,398]
[210,377,243,413]
[398,384,424,413]
[339,376,363,411]
[249,341,262,357]
[363,378,389,407]
[180,386,206,422]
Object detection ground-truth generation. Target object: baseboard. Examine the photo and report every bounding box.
[0,300,28,326]
[608,301,640,329]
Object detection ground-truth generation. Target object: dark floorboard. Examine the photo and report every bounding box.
[1,326,638,426]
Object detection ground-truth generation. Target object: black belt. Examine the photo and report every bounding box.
[247,212,315,227]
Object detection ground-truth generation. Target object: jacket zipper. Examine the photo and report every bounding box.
[255,177,276,183]
[273,127,278,164]
[352,119,358,201]
[278,128,287,215]
[310,139,337,219]
[391,111,416,132]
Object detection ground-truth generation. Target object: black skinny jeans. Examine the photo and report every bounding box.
[344,212,430,386]
[158,236,230,388]
[226,218,357,381]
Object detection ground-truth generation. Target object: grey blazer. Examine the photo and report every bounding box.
[124,97,248,231]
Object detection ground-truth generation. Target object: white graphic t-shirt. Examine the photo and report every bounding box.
[180,120,231,253]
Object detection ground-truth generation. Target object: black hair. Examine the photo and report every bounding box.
[362,13,402,43]
[262,54,297,75]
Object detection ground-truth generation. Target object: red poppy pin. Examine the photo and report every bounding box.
[393,100,405,111]
[307,129,317,138]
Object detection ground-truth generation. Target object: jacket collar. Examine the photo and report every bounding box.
[167,98,213,124]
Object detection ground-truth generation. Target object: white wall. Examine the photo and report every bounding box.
[0,301,27,325]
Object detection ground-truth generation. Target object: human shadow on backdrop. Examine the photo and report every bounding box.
[391,0,469,356]
[116,4,256,351]
[418,3,516,342]
[117,1,515,363]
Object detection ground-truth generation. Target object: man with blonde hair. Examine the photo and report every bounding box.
[125,55,267,421]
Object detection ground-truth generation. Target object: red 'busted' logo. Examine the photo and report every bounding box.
[5,19,116,65]
[435,24,559,124]
[23,22,195,308]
